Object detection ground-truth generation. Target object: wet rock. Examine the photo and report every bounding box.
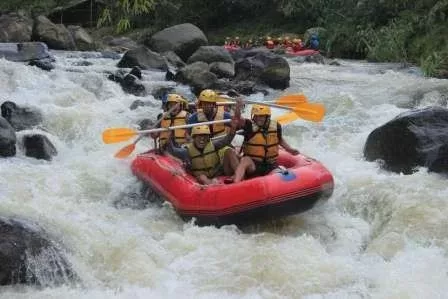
[187,46,234,64]
[0,42,52,62]
[138,118,155,130]
[72,60,93,66]
[28,58,55,71]
[0,117,16,157]
[22,134,57,161]
[129,66,142,79]
[151,86,174,101]
[100,51,121,60]
[235,51,290,89]
[0,12,33,42]
[33,15,76,50]
[0,217,77,286]
[1,101,43,131]
[174,61,209,84]
[67,25,94,51]
[129,100,156,110]
[209,62,235,78]
[122,74,146,96]
[146,23,208,61]
[364,106,448,174]
[117,46,167,71]
[103,36,138,52]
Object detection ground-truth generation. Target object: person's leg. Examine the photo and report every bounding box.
[197,174,214,185]
[233,156,256,183]
[222,148,240,176]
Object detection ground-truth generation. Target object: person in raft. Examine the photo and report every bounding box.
[150,93,190,152]
[188,89,233,137]
[167,119,242,185]
[188,89,239,169]
[231,104,300,183]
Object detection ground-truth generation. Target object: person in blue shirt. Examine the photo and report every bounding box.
[309,34,319,50]
[187,89,232,138]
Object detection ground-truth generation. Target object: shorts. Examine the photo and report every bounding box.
[250,161,277,177]
[218,146,231,164]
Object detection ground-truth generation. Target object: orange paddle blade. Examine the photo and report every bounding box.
[275,93,308,106]
[275,112,300,125]
[102,128,137,144]
[114,143,137,158]
[292,102,326,122]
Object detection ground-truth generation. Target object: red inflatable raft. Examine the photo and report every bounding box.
[285,49,320,56]
[223,45,240,52]
[131,150,334,226]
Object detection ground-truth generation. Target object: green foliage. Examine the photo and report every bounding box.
[97,0,155,33]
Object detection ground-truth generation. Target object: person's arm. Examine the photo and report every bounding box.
[277,123,299,155]
[150,113,163,138]
[211,110,242,150]
[166,139,190,160]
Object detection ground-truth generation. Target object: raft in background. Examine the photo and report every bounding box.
[132,149,334,226]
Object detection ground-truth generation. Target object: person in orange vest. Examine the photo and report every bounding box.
[234,36,241,47]
[230,104,300,183]
[266,40,275,49]
[292,38,303,52]
[283,36,292,48]
[150,93,190,152]
[224,37,230,46]
[168,100,244,185]
[274,37,282,46]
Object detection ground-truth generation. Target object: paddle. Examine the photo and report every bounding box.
[102,119,231,144]
[220,93,325,122]
[114,103,181,158]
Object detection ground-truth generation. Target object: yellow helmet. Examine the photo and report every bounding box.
[251,104,271,116]
[191,125,211,136]
[167,93,184,103]
[235,36,240,40]
[198,89,218,103]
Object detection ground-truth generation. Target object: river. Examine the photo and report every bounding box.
[1,52,448,298]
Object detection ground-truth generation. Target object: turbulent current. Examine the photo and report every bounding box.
[1,52,448,298]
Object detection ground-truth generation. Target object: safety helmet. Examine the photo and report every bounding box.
[191,125,211,136]
[198,89,218,103]
[266,36,272,40]
[235,36,239,40]
[285,36,290,40]
[267,40,274,45]
[167,93,184,103]
[251,104,271,116]
[226,37,230,40]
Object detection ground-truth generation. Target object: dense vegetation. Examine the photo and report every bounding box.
[2,0,447,77]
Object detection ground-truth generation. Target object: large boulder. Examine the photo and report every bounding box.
[235,51,290,89]
[209,62,235,78]
[67,25,94,51]
[0,42,52,62]
[1,101,43,131]
[103,36,138,52]
[117,46,167,71]
[0,117,16,157]
[187,46,234,64]
[145,23,208,61]
[0,217,77,286]
[174,61,209,84]
[364,106,448,174]
[33,15,76,50]
[22,134,57,161]
[0,12,33,42]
